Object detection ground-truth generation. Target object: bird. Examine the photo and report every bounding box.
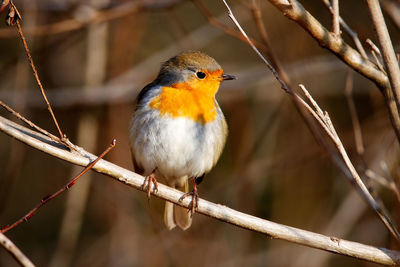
[129,51,235,230]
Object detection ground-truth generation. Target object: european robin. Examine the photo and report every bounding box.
[130,51,235,230]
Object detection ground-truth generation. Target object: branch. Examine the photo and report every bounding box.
[267,0,400,152]
[14,19,64,141]
[331,0,340,36]
[268,0,386,87]
[322,0,368,59]
[366,0,400,122]
[367,38,386,74]
[192,0,269,54]
[0,232,35,267]
[1,115,400,265]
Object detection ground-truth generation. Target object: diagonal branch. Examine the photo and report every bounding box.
[1,115,400,265]
[14,18,64,141]
[0,232,35,267]
[192,0,269,54]
[266,0,400,143]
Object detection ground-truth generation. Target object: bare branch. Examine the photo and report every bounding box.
[192,0,269,54]
[331,0,340,35]
[0,100,61,144]
[248,0,291,84]
[299,84,400,241]
[13,16,64,141]
[366,38,386,74]
[1,115,400,265]
[366,38,383,57]
[323,0,368,59]
[0,232,35,267]
[221,0,290,92]
[268,0,387,87]
[365,168,400,204]
[267,0,400,154]
[366,0,400,125]
[343,72,400,207]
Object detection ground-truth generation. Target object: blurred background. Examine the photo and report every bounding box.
[0,0,400,266]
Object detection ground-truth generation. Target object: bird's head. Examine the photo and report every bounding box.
[157,51,235,96]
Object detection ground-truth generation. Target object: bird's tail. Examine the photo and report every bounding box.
[164,179,192,230]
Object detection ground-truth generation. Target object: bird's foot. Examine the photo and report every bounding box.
[142,173,158,199]
[179,180,199,216]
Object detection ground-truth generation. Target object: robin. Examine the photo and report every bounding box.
[130,51,235,230]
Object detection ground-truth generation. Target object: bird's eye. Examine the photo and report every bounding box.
[196,71,206,79]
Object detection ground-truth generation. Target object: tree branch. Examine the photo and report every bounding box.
[267,0,400,147]
[0,232,35,267]
[322,0,368,59]
[1,115,400,265]
[366,0,400,123]
[331,0,340,36]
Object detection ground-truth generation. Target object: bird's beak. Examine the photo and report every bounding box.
[220,74,236,81]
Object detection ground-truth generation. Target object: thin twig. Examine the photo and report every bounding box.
[14,19,64,141]
[322,0,367,59]
[221,0,290,93]
[0,232,35,267]
[0,139,116,233]
[0,100,63,144]
[343,71,400,208]
[49,14,110,267]
[367,38,383,57]
[0,100,77,151]
[366,38,386,74]
[1,115,400,265]
[331,0,340,35]
[380,161,400,203]
[365,168,400,204]
[371,50,386,74]
[191,0,270,56]
[249,0,269,47]
[248,0,290,83]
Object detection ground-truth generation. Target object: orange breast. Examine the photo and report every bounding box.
[149,82,219,124]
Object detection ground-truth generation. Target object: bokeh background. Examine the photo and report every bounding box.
[0,0,400,266]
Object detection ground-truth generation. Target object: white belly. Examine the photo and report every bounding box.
[130,107,227,181]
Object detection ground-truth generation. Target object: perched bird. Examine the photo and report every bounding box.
[130,51,235,230]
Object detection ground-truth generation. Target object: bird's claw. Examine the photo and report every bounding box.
[142,173,158,199]
[179,189,199,216]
